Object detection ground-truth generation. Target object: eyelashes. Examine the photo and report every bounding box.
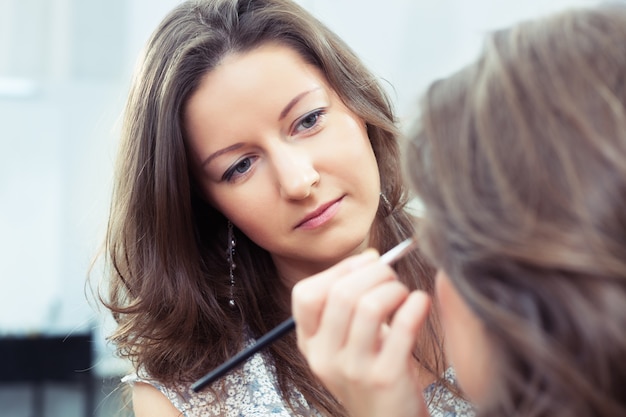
[292,108,325,135]
[222,155,257,181]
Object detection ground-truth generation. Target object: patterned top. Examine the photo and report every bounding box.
[124,342,475,417]
[424,368,476,417]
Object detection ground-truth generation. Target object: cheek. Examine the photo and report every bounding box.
[217,197,284,254]
[331,115,380,185]
[435,271,493,404]
[218,187,273,216]
[204,178,277,232]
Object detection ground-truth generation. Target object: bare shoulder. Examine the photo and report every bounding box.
[132,382,182,417]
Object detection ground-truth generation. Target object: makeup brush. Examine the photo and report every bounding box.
[191,237,418,392]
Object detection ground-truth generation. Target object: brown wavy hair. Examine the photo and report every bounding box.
[100,0,442,415]
[405,4,626,416]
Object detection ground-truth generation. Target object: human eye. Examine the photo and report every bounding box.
[292,109,325,135]
[222,156,257,182]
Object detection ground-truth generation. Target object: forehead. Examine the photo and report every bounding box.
[183,42,334,141]
[191,42,330,105]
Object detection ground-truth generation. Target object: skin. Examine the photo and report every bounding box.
[435,270,492,405]
[133,383,180,417]
[133,42,382,416]
[292,265,492,417]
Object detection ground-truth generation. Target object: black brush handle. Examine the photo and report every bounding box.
[191,317,295,391]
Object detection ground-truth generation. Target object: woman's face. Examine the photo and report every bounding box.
[435,269,493,404]
[184,42,381,283]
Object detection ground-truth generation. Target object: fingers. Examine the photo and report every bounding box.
[315,261,399,353]
[336,288,431,384]
[295,263,402,371]
[292,250,379,341]
[291,252,435,417]
[292,248,432,378]
[346,280,411,359]
[378,291,431,375]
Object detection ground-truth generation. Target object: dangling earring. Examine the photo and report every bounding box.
[380,192,391,210]
[226,220,236,308]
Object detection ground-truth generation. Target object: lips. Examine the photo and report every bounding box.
[295,196,344,230]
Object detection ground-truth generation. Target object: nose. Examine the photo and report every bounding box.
[273,146,320,200]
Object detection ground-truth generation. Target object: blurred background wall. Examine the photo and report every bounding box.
[0,0,597,415]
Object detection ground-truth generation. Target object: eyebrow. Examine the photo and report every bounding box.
[202,87,322,168]
[278,87,321,121]
[201,143,245,168]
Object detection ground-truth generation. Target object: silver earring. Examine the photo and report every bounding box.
[380,192,391,207]
[227,220,236,308]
